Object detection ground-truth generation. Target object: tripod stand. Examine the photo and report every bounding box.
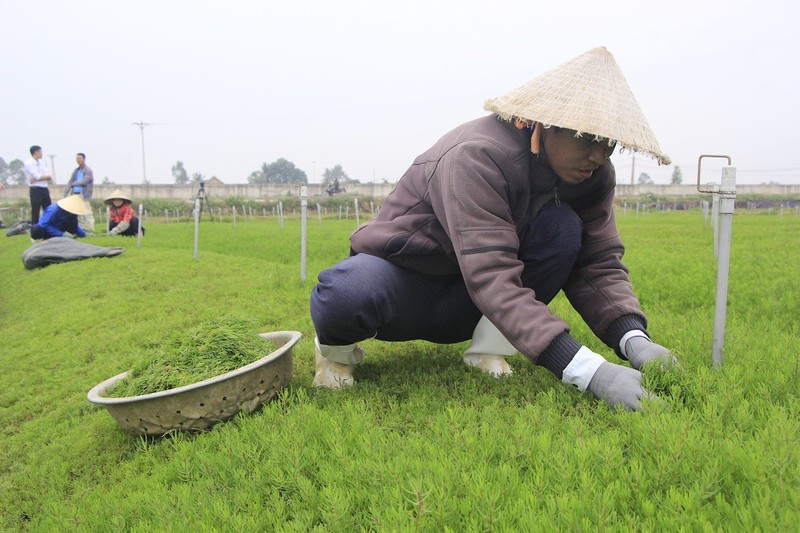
[193,181,214,222]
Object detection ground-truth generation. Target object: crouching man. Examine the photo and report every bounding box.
[309,48,675,411]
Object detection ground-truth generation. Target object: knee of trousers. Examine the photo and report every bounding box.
[310,256,388,343]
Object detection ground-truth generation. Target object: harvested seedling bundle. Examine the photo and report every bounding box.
[107,315,270,397]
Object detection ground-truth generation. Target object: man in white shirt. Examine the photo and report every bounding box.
[23,145,52,224]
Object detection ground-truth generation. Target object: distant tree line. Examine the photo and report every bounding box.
[0,157,26,185]
[170,157,363,186]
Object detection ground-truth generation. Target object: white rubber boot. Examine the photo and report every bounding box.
[312,337,365,389]
[463,316,516,377]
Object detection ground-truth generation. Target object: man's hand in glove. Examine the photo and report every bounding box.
[587,362,655,411]
[62,231,75,239]
[624,334,677,370]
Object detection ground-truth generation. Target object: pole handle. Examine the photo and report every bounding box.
[697,154,732,193]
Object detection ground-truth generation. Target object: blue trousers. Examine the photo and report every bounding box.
[310,201,583,346]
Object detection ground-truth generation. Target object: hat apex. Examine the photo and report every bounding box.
[57,194,92,216]
[104,189,131,204]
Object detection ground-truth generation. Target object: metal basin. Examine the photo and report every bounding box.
[87,331,301,437]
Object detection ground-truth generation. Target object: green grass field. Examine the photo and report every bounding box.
[1,209,798,530]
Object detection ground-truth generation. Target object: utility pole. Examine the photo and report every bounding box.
[132,121,152,184]
[48,154,57,184]
[630,154,635,185]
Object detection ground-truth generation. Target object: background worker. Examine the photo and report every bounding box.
[105,189,144,236]
[29,194,90,240]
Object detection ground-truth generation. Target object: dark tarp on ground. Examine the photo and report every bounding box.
[22,237,125,270]
[5,220,31,237]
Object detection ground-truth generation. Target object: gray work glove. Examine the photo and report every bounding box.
[625,336,677,370]
[587,362,653,411]
[62,231,75,239]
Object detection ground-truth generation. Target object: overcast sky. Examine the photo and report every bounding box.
[2,0,798,186]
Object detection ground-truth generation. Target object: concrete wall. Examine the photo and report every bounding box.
[1,182,798,203]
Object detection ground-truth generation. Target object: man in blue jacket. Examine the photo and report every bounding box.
[30,194,91,240]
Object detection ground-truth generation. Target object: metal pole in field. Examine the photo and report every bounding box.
[193,197,200,261]
[712,194,720,258]
[137,203,143,248]
[354,198,360,226]
[698,155,735,366]
[105,206,110,235]
[300,186,308,282]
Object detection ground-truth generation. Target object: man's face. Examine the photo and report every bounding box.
[33,149,42,160]
[76,155,85,167]
[542,127,615,185]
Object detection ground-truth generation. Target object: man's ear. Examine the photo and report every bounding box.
[513,118,530,130]
[531,122,542,155]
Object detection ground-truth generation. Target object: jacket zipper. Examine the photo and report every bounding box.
[553,186,561,206]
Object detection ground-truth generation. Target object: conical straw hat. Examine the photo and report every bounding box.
[57,193,92,215]
[484,47,670,165]
[104,189,131,205]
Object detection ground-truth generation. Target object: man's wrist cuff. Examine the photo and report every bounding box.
[619,330,649,359]
[562,347,607,392]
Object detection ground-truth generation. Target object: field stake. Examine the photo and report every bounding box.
[698,155,736,366]
[193,197,200,261]
[300,187,308,282]
[137,203,143,248]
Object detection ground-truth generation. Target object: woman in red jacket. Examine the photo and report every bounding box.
[105,190,145,236]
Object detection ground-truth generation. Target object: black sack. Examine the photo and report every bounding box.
[22,237,125,270]
[5,220,31,237]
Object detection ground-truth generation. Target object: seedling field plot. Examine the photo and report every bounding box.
[1,210,798,531]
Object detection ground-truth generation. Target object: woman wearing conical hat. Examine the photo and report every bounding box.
[105,189,145,236]
[29,193,91,240]
[310,48,675,411]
